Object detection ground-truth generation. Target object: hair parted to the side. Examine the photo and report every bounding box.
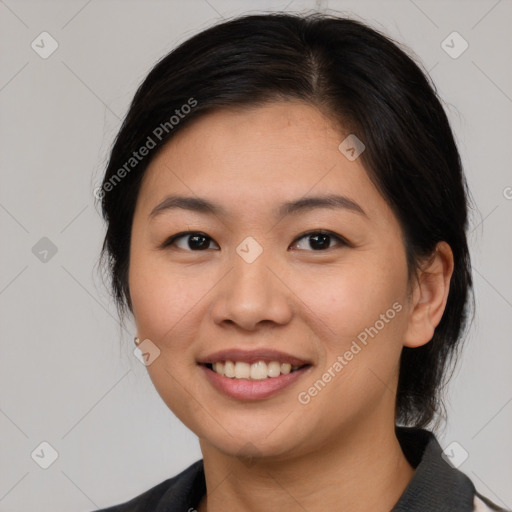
[98,12,473,429]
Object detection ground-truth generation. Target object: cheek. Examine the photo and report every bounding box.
[293,259,409,423]
[128,246,197,343]
[128,250,208,417]
[294,254,408,350]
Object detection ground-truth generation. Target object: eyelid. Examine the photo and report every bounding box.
[290,229,351,250]
[160,231,218,250]
[161,229,350,251]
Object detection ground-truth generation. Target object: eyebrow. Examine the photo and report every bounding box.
[149,194,367,219]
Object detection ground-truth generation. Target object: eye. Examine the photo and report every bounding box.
[162,230,349,252]
[162,231,220,251]
[290,230,348,251]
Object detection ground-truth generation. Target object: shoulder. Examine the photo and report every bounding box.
[92,459,205,512]
[394,427,510,512]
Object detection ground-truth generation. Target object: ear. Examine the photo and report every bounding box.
[403,241,454,348]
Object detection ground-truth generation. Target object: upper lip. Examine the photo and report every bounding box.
[197,349,311,367]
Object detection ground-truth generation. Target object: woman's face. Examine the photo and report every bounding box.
[129,101,414,459]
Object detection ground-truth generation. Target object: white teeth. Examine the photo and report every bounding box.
[234,361,250,379]
[267,361,281,377]
[213,362,224,376]
[209,360,304,379]
[250,361,268,380]
[280,363,292,375]
[224,360,235,378]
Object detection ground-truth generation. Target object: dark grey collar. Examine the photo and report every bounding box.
[154,427,478,512]
[391,426,476,511]
[101,427,485,511]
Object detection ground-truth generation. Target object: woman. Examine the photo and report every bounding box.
[94,12,509,512]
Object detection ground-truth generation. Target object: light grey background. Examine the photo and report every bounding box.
[0,0,511,510]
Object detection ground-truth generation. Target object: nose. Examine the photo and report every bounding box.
[210,245,293,331]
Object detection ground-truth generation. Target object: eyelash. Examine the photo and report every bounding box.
[161,230,350,252]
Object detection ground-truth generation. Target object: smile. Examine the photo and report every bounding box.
[206,360,305,380]
[199,361,312,401]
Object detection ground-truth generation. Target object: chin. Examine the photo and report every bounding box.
[194,410,313,458]
[205,431,303,461]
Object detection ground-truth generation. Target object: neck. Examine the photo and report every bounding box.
[197,420,415,512]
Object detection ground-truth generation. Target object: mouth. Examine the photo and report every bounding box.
[202,360,309,380]
[197,349,313,400]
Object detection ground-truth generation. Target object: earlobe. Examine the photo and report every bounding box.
[403,241,454,348]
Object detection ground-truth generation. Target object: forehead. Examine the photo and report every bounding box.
[136,101,388,221]
[147,99,342,163]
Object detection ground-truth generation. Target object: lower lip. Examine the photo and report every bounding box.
[200,365,311,400]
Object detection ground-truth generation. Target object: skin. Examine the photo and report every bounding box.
[128,101,454,512]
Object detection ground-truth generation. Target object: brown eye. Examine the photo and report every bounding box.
[291,230,348,251]
[163,232,220,251]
